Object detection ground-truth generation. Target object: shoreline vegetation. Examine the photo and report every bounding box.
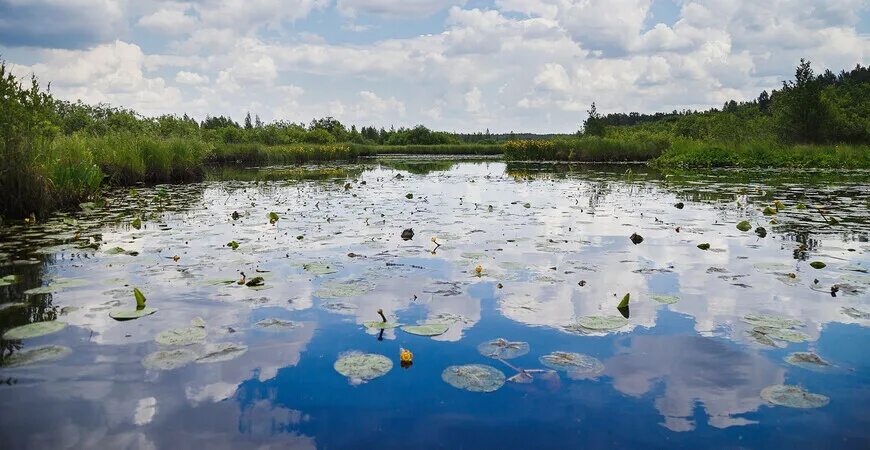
[2,59,868,218]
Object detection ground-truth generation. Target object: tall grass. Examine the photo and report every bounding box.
[503,137,668,162]
[653,139,870,169]
[353,143,503,155]
[208,143,372,164]
[82,134,210,183]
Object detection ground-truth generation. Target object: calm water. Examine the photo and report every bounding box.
[1,160,869,449]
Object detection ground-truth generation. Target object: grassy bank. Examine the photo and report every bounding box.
[652,140,870,169]
[503,137,668,162]
[208,142,372,165]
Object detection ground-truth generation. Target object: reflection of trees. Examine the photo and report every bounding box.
[378,159,456,175]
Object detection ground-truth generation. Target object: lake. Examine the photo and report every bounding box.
[1,159,869,449]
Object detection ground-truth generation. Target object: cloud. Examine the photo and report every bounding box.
[0,0,126,48]
[137,8,197,34]
[175,70,209,85]
[337,0,466,17]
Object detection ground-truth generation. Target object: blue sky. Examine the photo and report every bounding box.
[1,0,868,133]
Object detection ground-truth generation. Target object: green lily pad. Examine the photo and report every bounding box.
[785,352,830,369]
[142,348,198,370]
[2,321,66,340]
[809,261,826,269]
[196,343,248,364]
[697,243,711,250]
[155,326,207,346]
[401,323,450,336]
[302,262,338,275]
[761,384,829,409]
[109,307,158,321]
[762,206,777,216]
[105,247,138,256]
[742,314,804,329]
[255,318,299,330]
[334,351,392,383]
[268,212,279,224]
[477,338,530,359]
[442,364,506,392]
[753,262,792,274]
[315,280,372,298]
[650,294,679,304]
[575,315,629,331]
[617,293,630,308]
[539,351,604,379]
[736,220,752,232]
[24,278,88,295]
[363,321,399,329]
[1,345,71,368]
[0,275,18,287]
[752,326,810,343]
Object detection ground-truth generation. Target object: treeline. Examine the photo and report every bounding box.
[583,60,870,145]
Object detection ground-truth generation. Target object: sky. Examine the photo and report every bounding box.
[1,0,868,133]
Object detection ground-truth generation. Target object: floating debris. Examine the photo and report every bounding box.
[1,345,71,368]
[334,351,393,384]
[401,323,450,336]
[761,384,829,409]
[539,351,604,379]
[477,338,530,359]
[674,202,684,209]
[2,321,66,340]
[755,227,767,238]
[442,364,505,392]
[629,233,644,245]
[401,228,415,240]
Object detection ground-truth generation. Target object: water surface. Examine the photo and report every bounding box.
[1,160,869,449]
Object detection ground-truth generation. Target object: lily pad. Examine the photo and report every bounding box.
[742,314,804,329]
[0,275,18,287]
[539,351,604,379]
[841,306,870,319]
[109,307,158,321]
[575,315,629,331]
[401,323,450,336]
[477,338,530,359]
[255,318,299,330]
[697,243,711,250]
[334,351,392,383]
[24,278,88,295]
[617,293,630,308]
[315,280,372,298]
[302,262,338,275]
[155,326,207,346]
[442,364,506,392]
[2,321,66,340]
[752,326,810,343]
[761,384,829,409]
[363,321,400,330]
[650,294,679,304]
[196,343,248,364]
[1,345,71,368]
[142,348,198,370]
[785,352,830,369]
[736,220,752,232]
[809,261,826,269]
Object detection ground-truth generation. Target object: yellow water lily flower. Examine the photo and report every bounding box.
[400,348,413,363]
[475,264,483,276]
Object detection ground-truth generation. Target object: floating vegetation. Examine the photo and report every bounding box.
[315,280,372,298]
[2,321,66,340]
[629,233,643,245]
[255,318,299,330]
[742,314,804,329]
[320,301,357,313]
[568,315,629,332]
[1,345,71,368]
[751,326,810,343]
[0,274,18,286]
[245,276,265,287]
[401,228,414,240]
[736,220,752,232]
[109,288,158,321]
[477,338,530,359]
[785,352,830,369]
[334,352,393,384]
[226,240,240,250]
[539,351,604,379]
[155,326,207,346]
[650,294,679,304]
[268,212,279,224]
[142,349,198,371]
[761,385,829,409]
[697,243,711,250]
[401,323,449,336]
[442,364,506,392]
[196,343,248,364]
[617,293,630,308]
[104,247,138,256]
[755,226,767,237]
[809,261,827,269]
[841,306,870,319]
[364,321,399,329]
[24,278,88,295]
[302,262,338,275]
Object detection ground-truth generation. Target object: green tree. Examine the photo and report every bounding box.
[583,102,606,136]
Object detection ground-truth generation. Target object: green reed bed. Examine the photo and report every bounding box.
[352,143,503,156]
[503,137,667,162]
[653,140,870,169]
[209,143,372,165]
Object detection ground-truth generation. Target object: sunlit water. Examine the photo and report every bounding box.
[1,160,869,449]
